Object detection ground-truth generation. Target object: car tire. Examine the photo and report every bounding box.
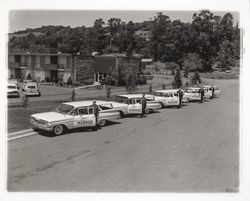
[159,102,164,109]
[53,124,64,136]
[98,119,106,127]
[145,108,150,114]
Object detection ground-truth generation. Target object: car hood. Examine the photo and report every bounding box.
[8,88,18,92]
[31,111,72,122]
[110,102,128,107]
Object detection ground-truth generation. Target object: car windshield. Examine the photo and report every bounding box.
[154,92,164,96]
[114,96,128,104]
[27,86,36,89]
[8,86,16,89]
[55,104,74,115]
[185,89,193,93]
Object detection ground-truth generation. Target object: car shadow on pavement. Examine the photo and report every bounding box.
[35,121,122,137]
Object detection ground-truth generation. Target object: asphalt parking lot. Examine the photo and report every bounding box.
[7,79,239,192]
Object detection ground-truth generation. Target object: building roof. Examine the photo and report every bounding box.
[63,100,111,107]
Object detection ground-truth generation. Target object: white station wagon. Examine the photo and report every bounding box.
[183,87,202,102]
[30,100,121,135]
[202,85,221,98]
[114,94,161,115]
[153,89,189,108]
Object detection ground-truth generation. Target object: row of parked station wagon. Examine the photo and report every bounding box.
[30,85,221,136]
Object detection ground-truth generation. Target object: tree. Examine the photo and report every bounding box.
[172,68,182,88]
[182,53,203,77]
[216,40,237,70]
[191,71,202,84]
[126,42,134,57]
[191,10,218,71]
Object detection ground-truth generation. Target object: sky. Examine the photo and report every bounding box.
[9,10,239,33]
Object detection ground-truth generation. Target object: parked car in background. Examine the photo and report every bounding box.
[202,85,221,98]
[183,87,202,102]
[22,82,41,96]
[153,89,189,108]
[7,83,20,98]
[30,100,121,136]
[114,94,161,115]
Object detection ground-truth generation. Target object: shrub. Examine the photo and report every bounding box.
[26,73,31,80]
[67,76,73,85]
[45,77,51,82]
[191,71,202,84]
[172,69,182,88]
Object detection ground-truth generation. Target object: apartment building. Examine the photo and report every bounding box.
[8,53,73,82]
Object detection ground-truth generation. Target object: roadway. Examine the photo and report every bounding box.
[7,79,239,192]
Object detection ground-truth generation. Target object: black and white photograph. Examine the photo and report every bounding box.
[1,0,250,200]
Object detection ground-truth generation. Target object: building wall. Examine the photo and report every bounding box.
[9,55,15,63]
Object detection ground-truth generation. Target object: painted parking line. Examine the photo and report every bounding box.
[8,132,38,141]
[8,129,34,136]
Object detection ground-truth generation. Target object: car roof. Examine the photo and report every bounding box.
[155,89,179,93]
[117,94,153,98]
[62,100,111,107]
[186,87,201,90]
[25,82,38,86]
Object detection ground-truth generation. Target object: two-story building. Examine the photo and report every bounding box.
[8,53,73,82]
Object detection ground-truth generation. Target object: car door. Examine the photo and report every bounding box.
[128,98,142,114]
[164,93,171,106]
[173,92,180,105]
[73,107,96,128]
[192,90,201,100]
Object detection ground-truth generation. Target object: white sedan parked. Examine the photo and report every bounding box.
[30,100,121,135]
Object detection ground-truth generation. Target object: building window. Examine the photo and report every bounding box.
[15,55,21,63]
[67,56,71,69]
[40,56,45,64]
[50,56,58,64]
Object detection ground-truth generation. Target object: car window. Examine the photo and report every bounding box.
[174,93,178,97]
[55,104,74,115]
[8,86,16,89]
[69,109,77,116]
[169,94,173,97]
[27,86,36,89]
[78,107,88,115]
[154,92,162,96]
[114,96,128,104]
[88,107,94,114]
[136,99,142,104]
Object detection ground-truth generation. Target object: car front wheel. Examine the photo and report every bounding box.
[98,119,106,127]
[53,124,64,135]
[145,108,150,114]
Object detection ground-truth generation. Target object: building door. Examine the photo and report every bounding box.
[50,70,58,82]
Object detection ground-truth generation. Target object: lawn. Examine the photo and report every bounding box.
[200,71,239,79]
